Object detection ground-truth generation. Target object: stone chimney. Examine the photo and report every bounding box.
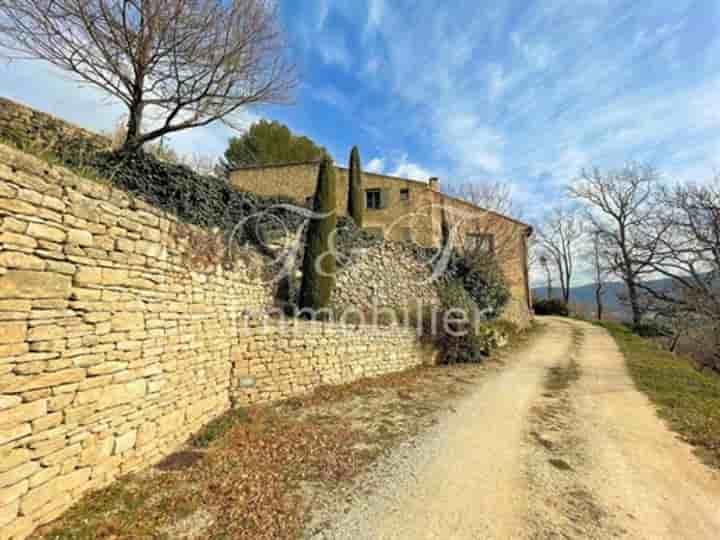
[428,177,440,191]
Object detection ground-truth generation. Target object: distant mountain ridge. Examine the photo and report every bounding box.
[532,277,674,320]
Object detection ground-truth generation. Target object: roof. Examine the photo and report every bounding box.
[231,160,532,233]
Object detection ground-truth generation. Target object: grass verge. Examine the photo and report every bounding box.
[597,321,720,469]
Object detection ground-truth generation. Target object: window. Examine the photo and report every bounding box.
[467,233,494,254]
[365,189,382,210]
[400,188,410,203]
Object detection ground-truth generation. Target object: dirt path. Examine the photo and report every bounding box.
[315,318,720,539]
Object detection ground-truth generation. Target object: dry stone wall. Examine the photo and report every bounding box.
[334,242,441,313]
[232,319,430,405]
[0,97,109,156]
[0,144,430,540]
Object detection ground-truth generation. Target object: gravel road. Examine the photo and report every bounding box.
[313,318,720,539]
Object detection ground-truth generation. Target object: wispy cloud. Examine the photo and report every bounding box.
[366,157,385,173]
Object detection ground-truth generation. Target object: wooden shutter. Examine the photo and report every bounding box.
[380,189,389,209]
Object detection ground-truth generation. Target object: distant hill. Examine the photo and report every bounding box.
[532,277,674,320]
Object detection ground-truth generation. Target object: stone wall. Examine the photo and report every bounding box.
[0,144,430,539]
[334,242,441,313]
[0,97,110,155]
[232,319,430,405]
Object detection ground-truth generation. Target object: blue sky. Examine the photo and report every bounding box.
[1,0,719,227]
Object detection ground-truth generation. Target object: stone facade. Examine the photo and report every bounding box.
[230,163,534,326]
[230,163,438,245]
[0,143,430,539]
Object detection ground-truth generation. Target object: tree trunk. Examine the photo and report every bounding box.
[595,283,603,320]
[627,280,642,325]
[122,95,145,153]
[546,274,552,300]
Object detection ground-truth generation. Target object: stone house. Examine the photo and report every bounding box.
[230,162,534,325]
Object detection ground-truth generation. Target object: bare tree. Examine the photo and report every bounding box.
[445,180,515,216]
[637,179,720,368]
[591,230,606,320]
[0,0,295,153]
[536,207,583,303]
[539,253,553,300]
[569,164,664,325]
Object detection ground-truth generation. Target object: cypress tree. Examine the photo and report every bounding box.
[348,146,364,227]
[299,157,337,313]
[441,206,451,248]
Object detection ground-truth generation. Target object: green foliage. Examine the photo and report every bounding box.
[299,158,337,313]
[449,253,511,318]
[191,407,251,448]
[436,281,508,363]
[220,119,326,172]
[533,298,570,316]
[631,321,671,338]
[91,151,307,253]
[4,134,307,258]
[348,146,364,227]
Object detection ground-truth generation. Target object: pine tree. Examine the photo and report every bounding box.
[299,157,337,314]
[348,146,364,227]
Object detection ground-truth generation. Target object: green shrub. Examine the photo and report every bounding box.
[191,407,250,447]
[533,298,569,316]
[436,281,507,363]
[299,157,337,313]
[448,253,510,318]
[3,138,307,255]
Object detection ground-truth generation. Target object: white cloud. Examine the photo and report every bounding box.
[366,157,385,173]
[389,154,433,181]
[366,154,433,181]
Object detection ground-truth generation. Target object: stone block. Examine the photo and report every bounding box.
[0,400,46,425]
[0,499,18,528]
[28,465,60,490]
[0,197,35,216]
[102,268,128,285]
[67,229,93,246]
[0,251,45,270]
[111,312,145,332]
[2,369,84,393]
[0,461,39,489]
[0,449,32,474]
[0,423,31,446]
[27,222,66,243]
[0,271,72,299]
[0,322,27,344]
[26,324,65,342]
[74,267,102,286]
[113,429,137,454]
[0,479,28,506]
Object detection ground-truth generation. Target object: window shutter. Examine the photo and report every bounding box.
[380,189,389,209]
